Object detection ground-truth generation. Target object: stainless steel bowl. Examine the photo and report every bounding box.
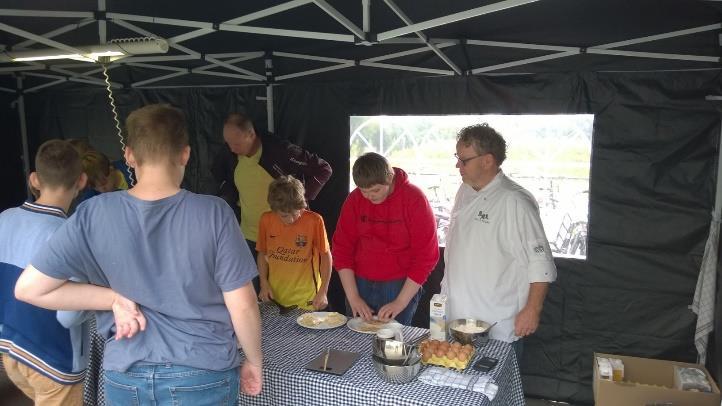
[371,354,422,384]
[372,336,409,361]
[448,318,492,346]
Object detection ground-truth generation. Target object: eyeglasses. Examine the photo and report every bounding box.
[454,153,485,166]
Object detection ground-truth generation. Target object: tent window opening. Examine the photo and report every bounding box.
[349,115,593,259]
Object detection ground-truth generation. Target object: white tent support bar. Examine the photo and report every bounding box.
[225,0,313,25]
[169,29,213,44]
[135,83,266,89]
[82,64,119,77]
[98,0,107,44]
[312,0,365,39]
[25,78,67,93]
[0,65,46,73]
[190,70,258,81]
[15,18,95,49]
[117,55,197,63]
[379,37,461,44]
[132,71,188,87]
[206,52,265,59]
[108,13,213,30]
[377,0,538,41]
[23,72,65,80]
[360,61,454,75]
[266,84,275,133]
[587,48,720,63]
[49,66,120,87]
[16,76,30,199]
[466,39,577,52]
[273,51,354,64]
[364,43,454,63]
[596,23,722,50]
[275,62,354,81]
[363,0,371,33]
[471,50,578,74]
[219,24,355,42]
[0,22,88,56]
[194,55,263,73]
[382,0,461,74]
[205,56,264,80]
[0,86,14,93]
[170,0,314,44]
[0,9,93,18]
[125,62,188,72]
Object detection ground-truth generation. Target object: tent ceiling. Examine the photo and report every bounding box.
[0,0,720,92]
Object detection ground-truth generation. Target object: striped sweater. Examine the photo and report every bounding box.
[0,202,90,384]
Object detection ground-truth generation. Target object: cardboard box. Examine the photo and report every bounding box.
[593,352,721,406]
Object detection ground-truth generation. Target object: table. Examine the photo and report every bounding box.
[83,304,525,406]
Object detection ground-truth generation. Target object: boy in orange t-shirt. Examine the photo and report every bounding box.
[257,176,332,310]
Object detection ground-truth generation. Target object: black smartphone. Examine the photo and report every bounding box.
[472,356,499,373]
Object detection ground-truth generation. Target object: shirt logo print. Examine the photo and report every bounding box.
[295,234,308,247]
[474,210,490,223]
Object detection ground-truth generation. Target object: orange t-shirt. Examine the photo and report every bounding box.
[256,210,329,309]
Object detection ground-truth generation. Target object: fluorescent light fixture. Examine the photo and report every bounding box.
[3,38,169,63]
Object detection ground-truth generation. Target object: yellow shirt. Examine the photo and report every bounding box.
[233,146,273,241]
[256,210,329,309]
[113,168,128,190]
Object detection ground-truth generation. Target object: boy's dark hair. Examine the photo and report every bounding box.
[457,123,507,166]
[224,113,254,132]
[126,104,188,165]
[352,152,393,188]
[268,175,306,212]
[35,139,82,189]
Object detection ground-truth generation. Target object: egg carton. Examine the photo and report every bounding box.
[421,352,474,371]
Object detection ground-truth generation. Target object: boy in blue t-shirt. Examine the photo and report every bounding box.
[0,139,90,404]
[15,104,264,404]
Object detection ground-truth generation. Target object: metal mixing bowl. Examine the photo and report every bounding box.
[371,354,422,384]
[372,336,411,361]
[448,318,493,346]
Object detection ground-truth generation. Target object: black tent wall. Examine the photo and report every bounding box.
[12,70,722,404]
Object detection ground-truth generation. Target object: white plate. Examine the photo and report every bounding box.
[347,317,403,334]
[296,312,348,330]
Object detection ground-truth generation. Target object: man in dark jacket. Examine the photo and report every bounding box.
[212,113,333,290]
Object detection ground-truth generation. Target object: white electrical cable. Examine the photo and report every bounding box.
[101,62,135,187]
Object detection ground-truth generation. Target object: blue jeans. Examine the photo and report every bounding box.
[349,277,422,325]
[104,363,239,406]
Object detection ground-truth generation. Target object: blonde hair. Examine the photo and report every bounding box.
[126,104,188,165]
[268,175,306,213]
[81,150,110,188]
[35,140,82,189]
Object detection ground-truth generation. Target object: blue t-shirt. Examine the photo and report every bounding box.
[31,190,257,372]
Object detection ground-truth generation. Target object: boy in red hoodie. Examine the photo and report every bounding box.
[332,152,439,325]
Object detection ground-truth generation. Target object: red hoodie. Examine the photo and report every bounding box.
[332,167,440,285]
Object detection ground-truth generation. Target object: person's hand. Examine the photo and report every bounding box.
[514,305,541,337]
[347,294,374,320]
[240,361,262,396]
[257,284,273,302]
[377,299,408,322]
[311,292,328,310]
[111,293,146,340]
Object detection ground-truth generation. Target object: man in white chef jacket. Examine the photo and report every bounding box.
[441,123,557,361]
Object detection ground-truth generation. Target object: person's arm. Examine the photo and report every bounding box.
[377,278,422,321]
[311,251,332,310]
[257,252,273,302]
[338,268,373,320]
[16,265,146,340]
[403,190,440,287]
[222,283,263,396]
[287,143,332,200]
[514,282,548,337]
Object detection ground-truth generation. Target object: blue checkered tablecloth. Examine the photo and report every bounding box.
[83,304,525,406]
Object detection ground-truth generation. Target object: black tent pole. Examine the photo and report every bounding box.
[16,75,30,200]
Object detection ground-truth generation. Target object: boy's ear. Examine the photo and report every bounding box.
[76,172,88,191]
[180,145,191,166]
[124,147,136,168]
[29,172,41,190]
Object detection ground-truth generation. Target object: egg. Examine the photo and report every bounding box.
[422,351,432,362]
[446,350,458,360]
[451,342,462,350]
[434,347,445,358]
[457,351,470,362]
